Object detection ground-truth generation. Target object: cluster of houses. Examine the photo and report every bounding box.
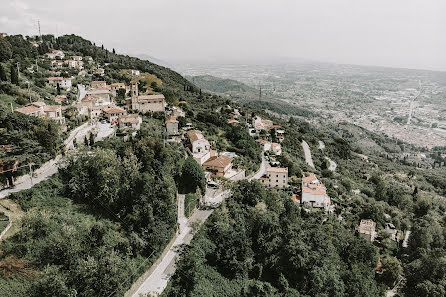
[186,129,245,180]
[14,101,65,124]
[249,115,285,141]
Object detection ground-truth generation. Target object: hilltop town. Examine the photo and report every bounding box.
[0,34,446,297]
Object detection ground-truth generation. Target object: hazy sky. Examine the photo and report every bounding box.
[2,0,446,71]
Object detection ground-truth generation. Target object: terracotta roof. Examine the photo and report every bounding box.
[267,167,288,173]
[302,186,326,196]
[119,113,139,119]
[302,174,318,183]
[203,155,233,168]
[90,106,104,111]
[110,83,125,87]
[291,194,300,203]
[271,142,281,147]
[137,94,165,100]
[256,139,270,145]
[227,119,239,124]
[31,101,46,107]
[15,105,41,114]
[103,107,126,114]
[187,130,205,143]
[44,105,61,112]
[165,115,178,123]
[48,77,65,81]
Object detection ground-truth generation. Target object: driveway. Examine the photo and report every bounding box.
[249,153,268,180]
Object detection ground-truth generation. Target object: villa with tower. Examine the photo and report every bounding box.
[126,83,165,113]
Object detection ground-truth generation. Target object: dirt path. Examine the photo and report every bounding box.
[0,199,24,241]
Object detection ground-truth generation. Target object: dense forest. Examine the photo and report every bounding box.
[165,180,384,297]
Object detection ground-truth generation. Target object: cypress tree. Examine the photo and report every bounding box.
[10,64,18,85]
[0,64,6,81]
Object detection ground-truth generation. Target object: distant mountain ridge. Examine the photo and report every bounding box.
[186,75,256,94]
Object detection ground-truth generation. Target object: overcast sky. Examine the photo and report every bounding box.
[2,0,446,71]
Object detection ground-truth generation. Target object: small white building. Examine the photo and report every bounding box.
[131,69,140,76]
[271,143,282,155]
[48,77,72,89]
[103,106,127,125]
[301,174,331,210]
[118,114,142,130]
[187,129,211,165]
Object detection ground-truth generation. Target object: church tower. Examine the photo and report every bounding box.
[131,83,139,98]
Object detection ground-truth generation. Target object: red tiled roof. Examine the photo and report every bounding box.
[15,105,41,114]
[203,155,233,168]
[267,167,288,173]
[302,174,317,183]
[165,115,178,123]
[187,130,205,143]
[103,107,126,114]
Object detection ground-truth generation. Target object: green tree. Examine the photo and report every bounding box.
[181,156,206,194]
[381,256,402,287]
[10,64,18,85]
[89,133,95,146]
[0,38,12,62]
[0,63,7,81]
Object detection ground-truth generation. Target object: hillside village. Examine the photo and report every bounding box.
[1,33,446,297]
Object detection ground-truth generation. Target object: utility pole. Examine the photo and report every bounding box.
[35,59,39,72]
[28,163,33,186]
[10,102,13,113]
[38,20,42,41]
[26,81,31,102]
[16,62,20,81]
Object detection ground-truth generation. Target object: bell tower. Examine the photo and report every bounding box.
[131,83,138,98]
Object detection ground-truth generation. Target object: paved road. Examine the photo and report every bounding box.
[77,84,87,105]
[250,153,268,180]
[130,208,213,297]
[1,122,113,200]
[302,140,315,168]
[129,155,266,297]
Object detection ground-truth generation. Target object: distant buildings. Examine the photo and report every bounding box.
[15,101,65,124]
[91,81,107,88]
[103,106,126,125]
[45,50,65,59]
[97,68,105,76]
[301,174,331,210]
[256,139,281,155]
[126,84,165,113]
[259,167,288,188]
[64,59,83,69]
[357,219,377,242]
[48,77,72,89]
[118,114,142,130]
[131,69,140,76]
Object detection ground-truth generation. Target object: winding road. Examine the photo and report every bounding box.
[127,155,267,297]
[302,140,315,168]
